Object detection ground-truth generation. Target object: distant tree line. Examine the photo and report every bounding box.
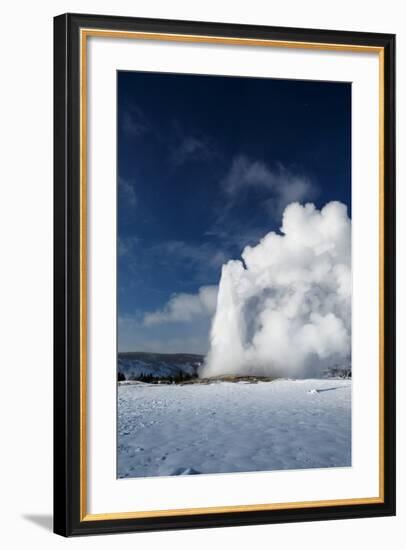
[117,370,196,384]
[323,366,352,379]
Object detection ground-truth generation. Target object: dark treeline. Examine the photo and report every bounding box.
[118,370,196,384]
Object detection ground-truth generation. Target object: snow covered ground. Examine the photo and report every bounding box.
[117,379,351,478]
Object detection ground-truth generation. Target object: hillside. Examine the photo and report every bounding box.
[118,351,203,382]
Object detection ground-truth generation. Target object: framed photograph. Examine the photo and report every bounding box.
[54,13,395,536]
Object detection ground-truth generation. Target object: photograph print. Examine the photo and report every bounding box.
[117,71,352,479]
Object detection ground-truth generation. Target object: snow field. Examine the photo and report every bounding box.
[118,379,351,478]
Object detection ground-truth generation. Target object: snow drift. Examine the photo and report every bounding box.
[200,201,351,379]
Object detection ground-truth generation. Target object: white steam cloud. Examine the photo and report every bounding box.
[200,201,351,379]
[143,285,218,326]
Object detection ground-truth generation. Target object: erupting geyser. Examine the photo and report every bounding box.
[200,201,351,379]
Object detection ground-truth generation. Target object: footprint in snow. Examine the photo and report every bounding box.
[170,467,201,476]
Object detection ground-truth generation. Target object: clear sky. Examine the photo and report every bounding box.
[117,71,351,354]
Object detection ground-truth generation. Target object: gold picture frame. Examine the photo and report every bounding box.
[54,13,396,536]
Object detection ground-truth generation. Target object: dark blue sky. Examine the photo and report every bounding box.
[117,71,351,353]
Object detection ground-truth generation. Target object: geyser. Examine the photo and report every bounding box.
[201,201,351,379]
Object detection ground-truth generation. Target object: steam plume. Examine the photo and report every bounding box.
[200,201,351,379]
